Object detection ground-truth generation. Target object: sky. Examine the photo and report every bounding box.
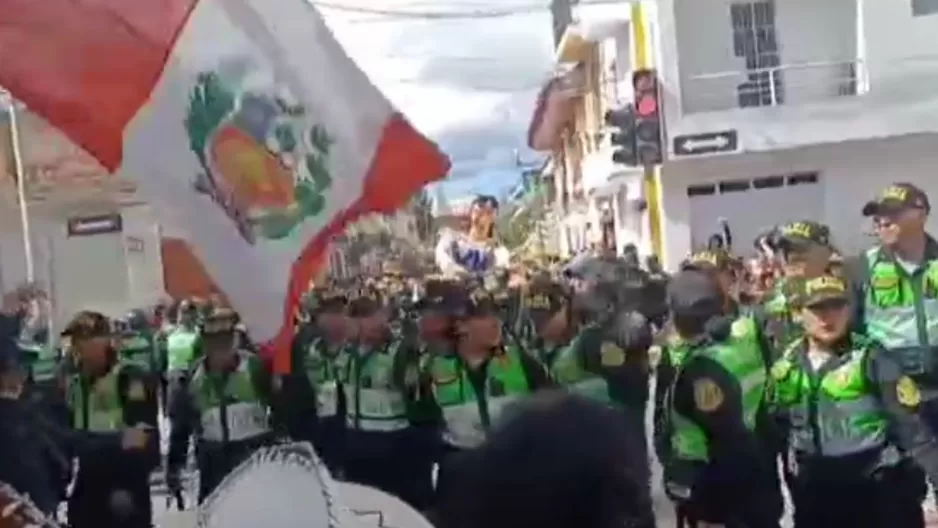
[317,0,555,203]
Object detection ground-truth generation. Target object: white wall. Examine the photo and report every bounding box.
[659,134,938,269]
[864,2,938,96]
[672,0,856,113]
[0,204,164,335]
[659,0,938,154]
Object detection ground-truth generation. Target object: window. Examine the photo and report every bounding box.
[913,0,938,16]
[730,2,784,108]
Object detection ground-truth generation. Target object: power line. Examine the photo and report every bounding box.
[312,1,545,19]
[313,0,625,20]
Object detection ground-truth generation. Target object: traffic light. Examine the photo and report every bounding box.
[604,104,637,166]
[632,69,663,166]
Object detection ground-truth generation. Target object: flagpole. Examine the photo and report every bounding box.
[5,93,35,282]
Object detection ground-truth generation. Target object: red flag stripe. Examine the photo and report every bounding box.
[266,113,449,374]
[0,0,199,171]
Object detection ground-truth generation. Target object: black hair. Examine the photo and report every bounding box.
[706,234,725,250]
[471,195,499,238]
[433,392,654,528]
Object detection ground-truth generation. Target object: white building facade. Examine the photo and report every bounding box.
[651,0,938,268]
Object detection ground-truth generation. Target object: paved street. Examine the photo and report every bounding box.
[147,384,938,527]
[147,381,740,527]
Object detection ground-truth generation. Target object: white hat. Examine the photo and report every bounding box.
[194,442,433,528]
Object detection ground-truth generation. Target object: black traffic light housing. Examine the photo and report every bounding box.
[604,104,638,166]
[632,69,663,166]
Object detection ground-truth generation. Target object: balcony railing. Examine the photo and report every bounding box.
[681,59,867,114]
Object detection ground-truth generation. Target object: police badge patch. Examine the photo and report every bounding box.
[127,380,147,401]
[896,376,922,408]
[693,378,724,412]
[600,342,625,367]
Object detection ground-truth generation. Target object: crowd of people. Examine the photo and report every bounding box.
[1,181,938,528]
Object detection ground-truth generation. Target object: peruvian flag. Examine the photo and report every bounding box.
[0,0,450,372]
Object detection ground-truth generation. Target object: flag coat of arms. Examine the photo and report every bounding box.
[0,0,450,372]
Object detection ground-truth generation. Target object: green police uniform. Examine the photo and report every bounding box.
[544,328,615,404]
[167,327,200,372]
[66,363,135,432]
[863,245,938,375]
[762,279,804,354]
[119,332,155,372]
[302,337,346,420]
[21,340,59,385]
[772,336,889,457]
[188,352,271,443]
[340,340,410,433]
[669,318,768,465]
[762,221,836,358]
[429,345,531,449]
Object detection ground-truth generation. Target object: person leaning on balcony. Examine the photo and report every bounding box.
[850,182,938,506]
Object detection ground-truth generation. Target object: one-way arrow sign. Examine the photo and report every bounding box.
[672,130,739,157]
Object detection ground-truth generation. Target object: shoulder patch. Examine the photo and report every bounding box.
[771,360,792,381]
[693,378,724,412]
[897,376,922,408]
[600,342,626,367]
[127,380,147,401]
[731,317,754,339]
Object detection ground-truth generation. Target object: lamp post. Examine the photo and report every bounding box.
[1,88,34,282]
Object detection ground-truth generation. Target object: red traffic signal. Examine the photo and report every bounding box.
[631,69,663,166]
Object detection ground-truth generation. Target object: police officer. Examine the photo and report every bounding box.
[762,220,835,356]
[163,300,203,411]
[424,283,550,495]
[854,182,938,504]
[340,288,421,502]
[0,332,153,519]
[118,309,157,373]
[61,311,160,528]
[281,286,350,473]
[772,274,938,527]
[662,271,778,527]
[166,310,275,502]
[165,300,203,375]
[404,276,460,510]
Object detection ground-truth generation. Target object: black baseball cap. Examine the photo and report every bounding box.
[862,183,930,217]
[667,270,724,319]
[525,274,567,313]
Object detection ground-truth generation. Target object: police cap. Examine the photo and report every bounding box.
[202,309,239,336]
[525,274,567,313]
[681,249,737,274]
[800,275,849,308]
[347,288,383,317]
[61,311,112,339]
[777,220,832,250]
[667,270,723,319]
